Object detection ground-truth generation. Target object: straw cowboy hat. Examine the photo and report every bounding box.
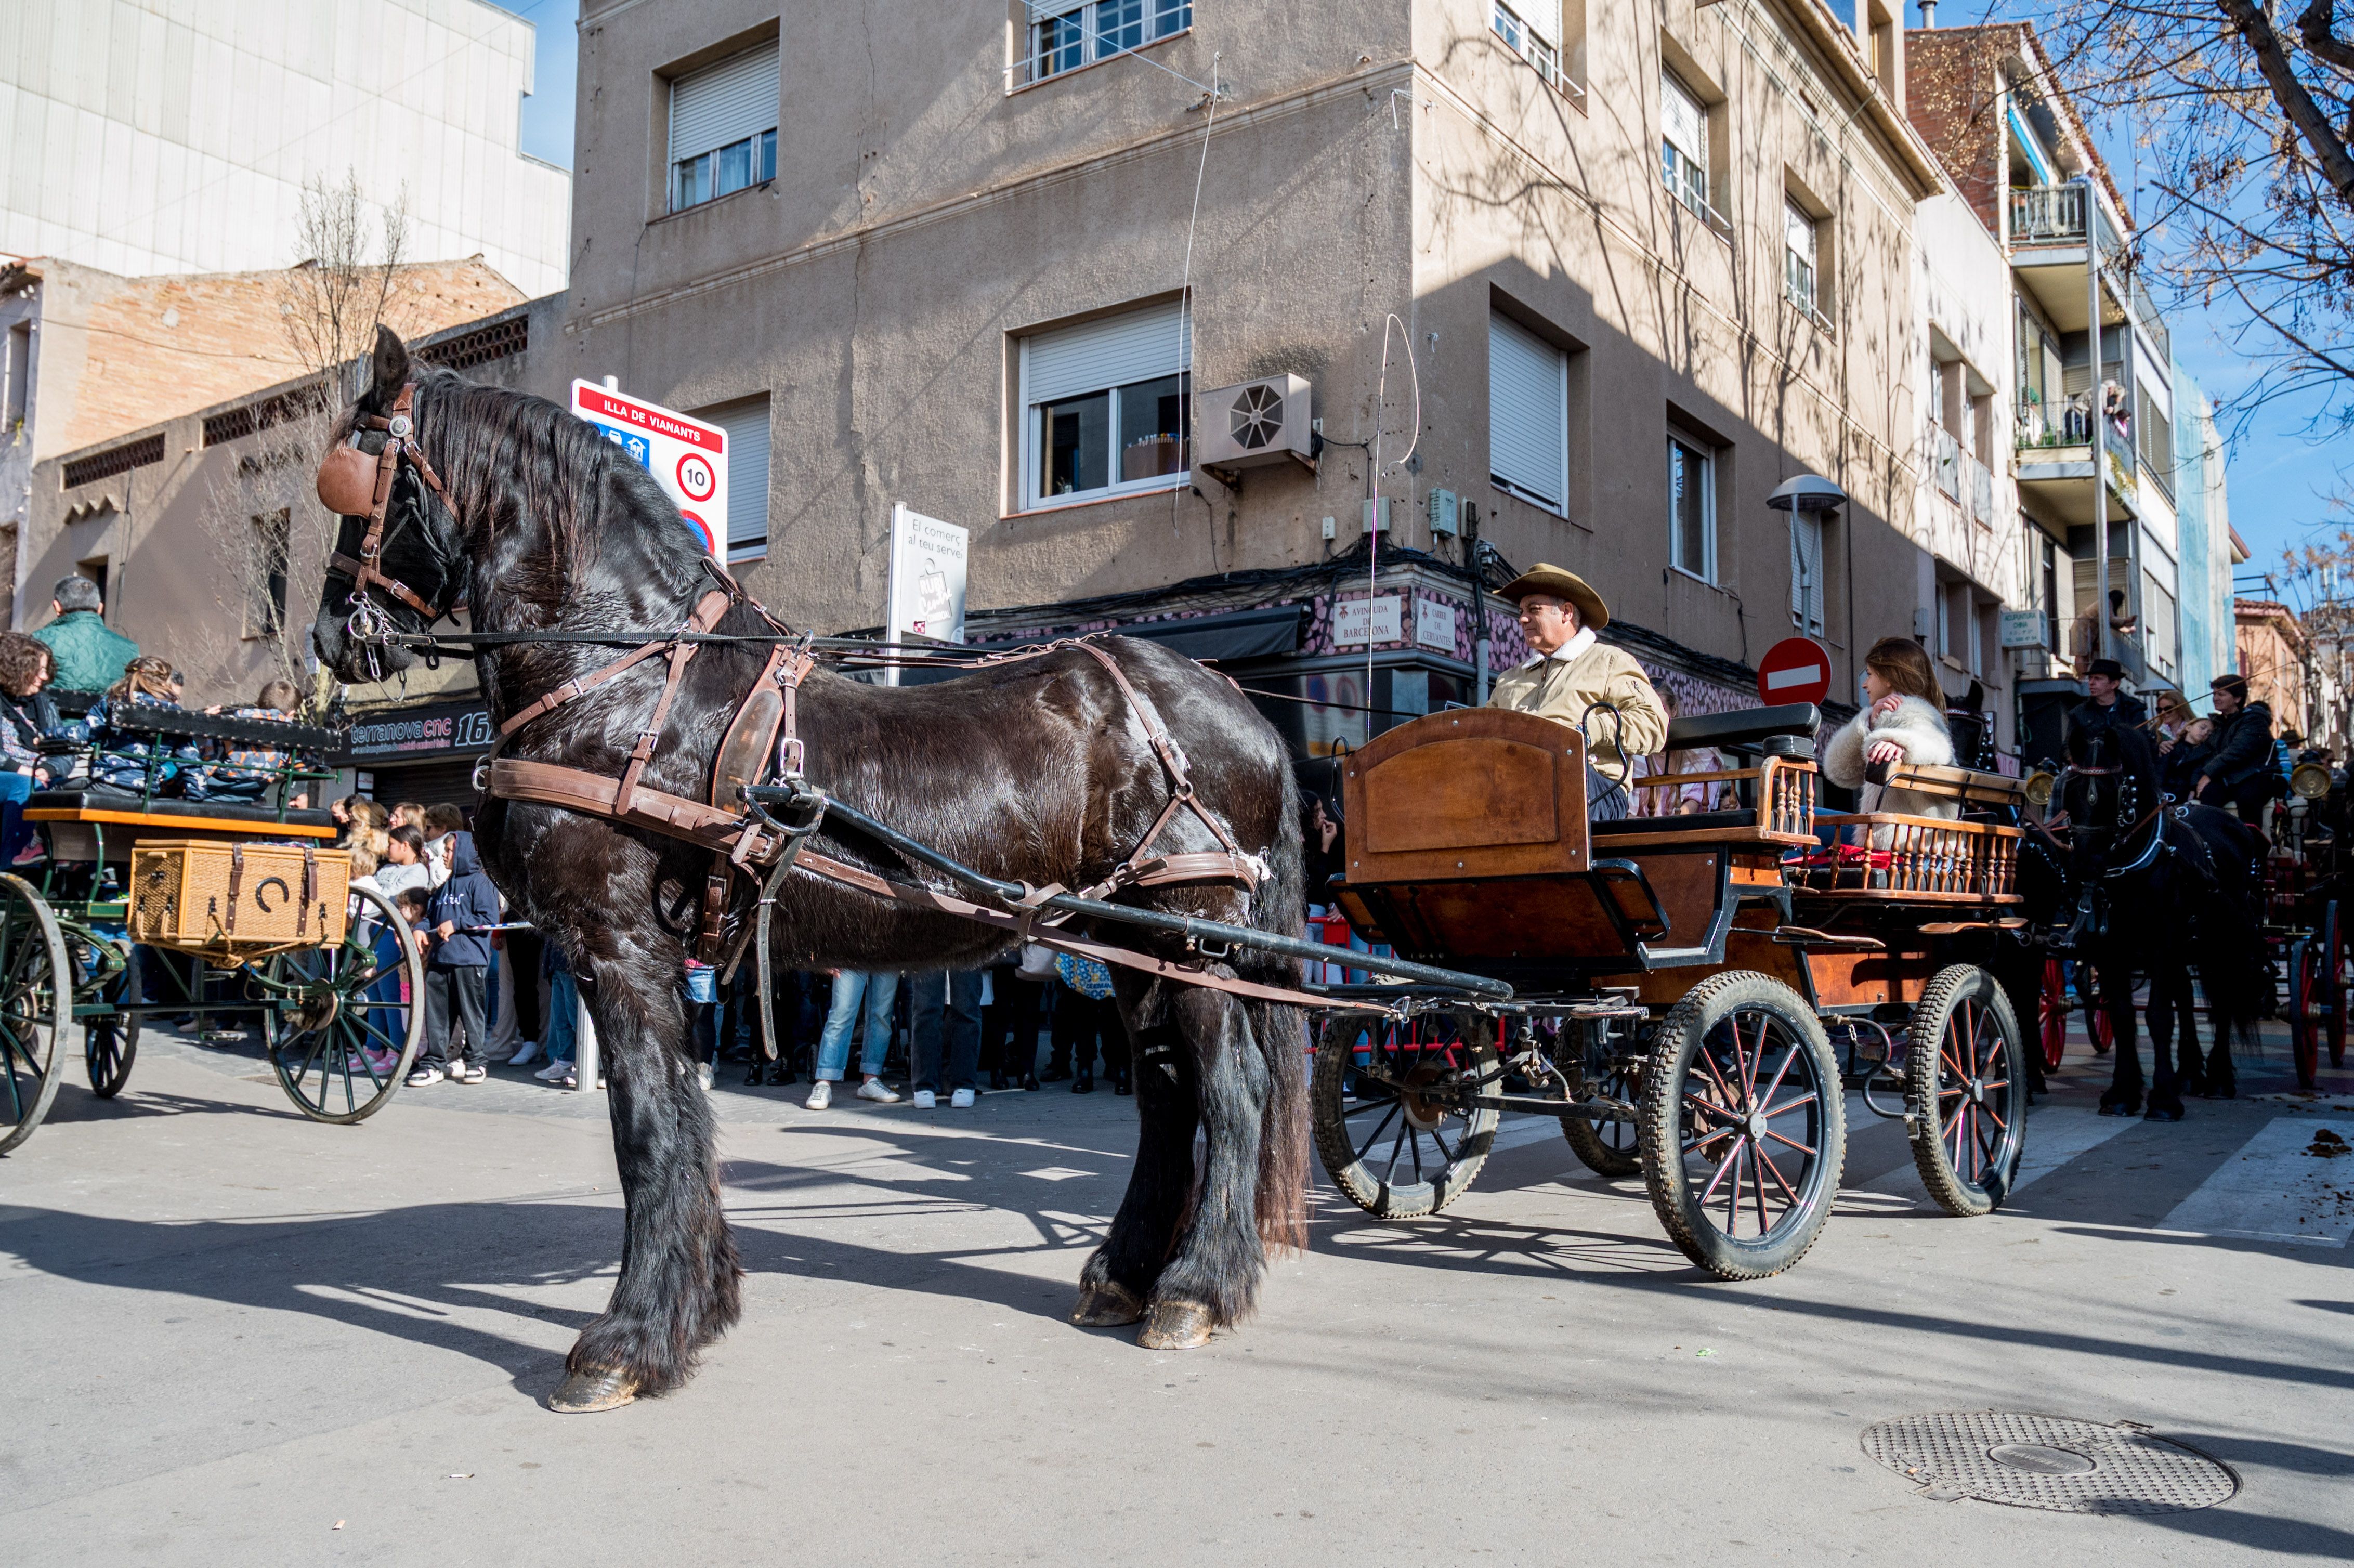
[1496,563,1610,631]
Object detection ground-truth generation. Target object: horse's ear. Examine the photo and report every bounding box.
[368,324,410,406]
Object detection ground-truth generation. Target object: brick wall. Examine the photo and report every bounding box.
[1905,26,2016,236]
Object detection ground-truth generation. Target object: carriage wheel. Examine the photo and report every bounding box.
[1637,971,1845,1279]
[1905,966,2027,1217]
[0,876,71,1155]
[259,884,426,1124]
[1562,1059,1643,1177]
[2325,901,2346,1070]
[81,940,138,1099]
[2036,959,2071,1073]
[2288,938,2320,1092]
[1310,1010,1499,1218]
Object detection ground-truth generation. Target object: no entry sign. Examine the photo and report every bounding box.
[1756,636,1832,707]
[570,380,727,557]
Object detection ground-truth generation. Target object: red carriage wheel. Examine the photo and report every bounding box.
[2036,959,2070,1072]
[2288,938,2320,1091]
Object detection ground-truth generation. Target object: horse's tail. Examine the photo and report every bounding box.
[1241,761,1310,1254]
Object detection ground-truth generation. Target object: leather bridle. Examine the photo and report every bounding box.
[318,382,462,643]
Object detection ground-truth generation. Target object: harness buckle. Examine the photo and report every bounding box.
[778,736,805,778]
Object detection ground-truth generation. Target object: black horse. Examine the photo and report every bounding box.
[311,329,1309,1410]
[2021,720,2266,1118]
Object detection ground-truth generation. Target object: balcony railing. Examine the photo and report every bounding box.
[2015,396,2134,456]
[1928,421,1999,524]
[1492,1,1580,95]
[2010,185,2085,244]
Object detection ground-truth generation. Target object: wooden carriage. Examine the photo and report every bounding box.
[1309,702,2037,1277]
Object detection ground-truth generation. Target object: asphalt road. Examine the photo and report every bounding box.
[4,1014,2349,1565]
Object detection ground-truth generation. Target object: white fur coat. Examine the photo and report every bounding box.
[1822,694,1959,822]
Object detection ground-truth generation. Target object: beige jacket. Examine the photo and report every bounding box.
[1485,634,1670,780]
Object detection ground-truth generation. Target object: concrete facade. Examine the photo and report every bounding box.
[0,0,571,297]
[555,0,1941,715]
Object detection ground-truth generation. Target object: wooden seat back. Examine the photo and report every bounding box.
[1340,709,1589,885]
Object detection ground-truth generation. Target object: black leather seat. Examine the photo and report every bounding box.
[28,791,334,831]
[1590,809,1758,837]
[1664,703,1820,753]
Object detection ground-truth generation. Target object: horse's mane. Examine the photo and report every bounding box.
[403,366,712,615]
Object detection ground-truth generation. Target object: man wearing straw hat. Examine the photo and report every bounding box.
[1485,564,1668,820]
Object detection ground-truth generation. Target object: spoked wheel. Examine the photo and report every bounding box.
[2036,959,2071,1073]
[81,939,137,1099]
[1311,1010,1500,1218]
[0,875,71,1154]
[1562,1059,1643,1177]
[1905,965,2027,1217]
[2288,938,2320,1091]
[258,885,425,1123]
[2325,901,2346,1070]
[1638,971,1845,1279]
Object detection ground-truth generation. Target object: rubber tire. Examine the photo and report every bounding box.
[84,1012,137,1099]
[1905,965,2028,1217]
[2289,938,2319,1091]
[1311,1011,1499,1219]
[1638,970,1845,1280]
[0,874,72,1155]
[261,884,427,1124]
[1562,1061,1642,1177]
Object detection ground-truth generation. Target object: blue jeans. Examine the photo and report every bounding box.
[0,770,31,868]
[815,972,896,1081]
[543,970,579,1063]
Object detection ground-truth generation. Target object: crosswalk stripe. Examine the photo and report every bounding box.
[2010,1105,2139,1193]
[2157,1116,2354,1246]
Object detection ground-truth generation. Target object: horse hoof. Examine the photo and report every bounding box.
[1137,1299,1215,1350]
[548,1366,638,1413]
[1070,1280,1145,1327]
[2144,1106,2186,1123]
[2097,1102,2131,1118]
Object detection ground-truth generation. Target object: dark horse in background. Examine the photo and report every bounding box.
[311,329,1308,1411]
[2017,719,2266,1119]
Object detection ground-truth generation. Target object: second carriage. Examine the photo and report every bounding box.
[0,704,425,1154]
[1307,701,2034,1279]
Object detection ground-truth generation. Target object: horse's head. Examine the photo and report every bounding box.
[2057,718,2161,878]
[311,326,470,682]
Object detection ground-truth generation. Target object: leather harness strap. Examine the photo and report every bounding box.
[326,384,459,620]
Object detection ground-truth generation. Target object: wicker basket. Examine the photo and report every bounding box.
[129,840,351,953]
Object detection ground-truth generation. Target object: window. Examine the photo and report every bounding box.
[2138,386,2174,496]
[1784,199,1819,317]
[1493,1,1562,88]
[669,44,779,213]
[1489,311,1568,512]
[3,322,28,428]
[1660,70,1711,221]
[1018,300,1192,509]
[700,397,771,561]
[246,510,291,639]
[1789,511,1824,637]
[1022,1,1191,84]
[1668,433,1714,581]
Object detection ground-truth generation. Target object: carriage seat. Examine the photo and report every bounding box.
[1590,808,1758,838]
[25,790,336,831]
[1663,702,1820,757]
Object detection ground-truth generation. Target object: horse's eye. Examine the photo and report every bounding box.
[357,431,389,457]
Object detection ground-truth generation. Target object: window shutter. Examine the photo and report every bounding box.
[1790,513,1824,636]
[705,397,771,556]
[1661,71,1705,163]
[1023,302,1191,407]
[1519,0,1562,41]
[1489,312,1567,508]
[670,44,780,164]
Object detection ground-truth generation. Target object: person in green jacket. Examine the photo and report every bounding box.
[30,576,139,696]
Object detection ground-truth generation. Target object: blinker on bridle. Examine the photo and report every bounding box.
[316,381,460,633]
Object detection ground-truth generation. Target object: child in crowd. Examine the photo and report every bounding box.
[86,656,200,795]
[408,825,500,1087]
[421,802,465,890]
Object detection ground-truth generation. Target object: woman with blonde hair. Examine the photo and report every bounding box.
[88,655,199,795]
[1820,637,1957,826]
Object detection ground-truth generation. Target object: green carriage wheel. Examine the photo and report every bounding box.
[82,939,139,1099]
[0,874,72,1154]
[259,883,426,1124]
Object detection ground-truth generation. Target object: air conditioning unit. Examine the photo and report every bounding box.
[1196,374,1315,478]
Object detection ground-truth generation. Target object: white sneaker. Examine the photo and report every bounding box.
[506,1041,541,1068]
[950,1088,976,1109]
[535,1059,570,1081]
[805,1080,833,1110]
[856,1078,900,1104]
[406,1065,443,1087]
[911,1089,937,1109]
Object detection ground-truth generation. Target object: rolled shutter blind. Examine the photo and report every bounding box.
[1662,71,1705,163]
[1024,302,1190,407]
[1520,0,1561,42]
[1489,312,1566,507]
[709,398,771,554]
[671,44,780,164]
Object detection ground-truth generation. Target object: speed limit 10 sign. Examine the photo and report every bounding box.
[570,380,728,557]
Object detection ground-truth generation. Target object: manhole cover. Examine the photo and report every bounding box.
[1860,1412,2238,1513]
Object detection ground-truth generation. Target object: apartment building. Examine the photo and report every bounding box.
[547,0,1945,746]
[1908,22,2185,760]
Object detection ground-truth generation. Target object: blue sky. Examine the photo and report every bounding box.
[496,1,2342,587]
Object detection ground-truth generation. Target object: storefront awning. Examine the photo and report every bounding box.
[1115,604,1304,661]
